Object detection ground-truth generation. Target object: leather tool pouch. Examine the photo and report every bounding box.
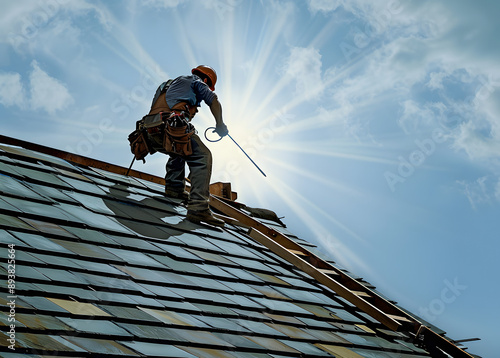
[128,127,153,162]
[128,112,166,161]
[163,112,195,156]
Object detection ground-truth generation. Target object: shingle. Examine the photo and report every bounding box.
[211,333,263,349]
[149,253,208,274]
[120,341,197,357]
[10,232,73,253]
[62,190,116,215]
[116,322,188,341]
[14,332,87,352]
[155,300,202,312]
[178,347,237,358]
[0,145,77,170]
[127,294,165,308]
[154,243,205,262]
[30,253,86,270]
[15,314,72,331]
[102,247,166,268]
[60,336,139,355]
[221,267,265,282]
[251,272,291,286]
[316,345,366,358]
[23,181,79,203]
[250,297,311,316]
[220,293,266,309]
[114,265,171,283]
[231,319,285,337]
[196,316,250,332]
[0,197,22,213]
[57,175,107,195]
[196,263,238,279]
[98,305,164,322]
[58,317,132,336]
[89,290,140,305]
[1,230,27,247]
[20,218,77,238]
[169,329,236,348]
[0,174,46,200]
[186,276,233,292]
[174,232,224,251]
[106,234,164,251]
[138,307,210,328]
[14,265,50,282]
[220,281,263,295]
[34,283,99,301]
[244,336,300,354]
[249,285,291,300]
[210,238,262,258]
[7,166,72,188]
[0,161,24,177]
[334,332,381,348]
[190,303,238,316]
[51,239,125,261]
[277,340,332,356]
[0,213,39,231]
[61,226,120,245]
[46,298,111,316]
[79,272,149,293]
[264,313,305,326]
[16,296,68,313]
[0,247,45,265]
[224,256,278,273]
[55,203,137,235]
[265,323,317,340]
[306,329,352,344]
[137,283,184,300]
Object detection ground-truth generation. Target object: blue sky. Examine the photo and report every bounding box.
[1,1,498,356]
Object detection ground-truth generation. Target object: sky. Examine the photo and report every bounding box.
[0,0,498,356]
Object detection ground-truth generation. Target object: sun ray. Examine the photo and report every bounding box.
[264,175,372,273]
[239,3,295,114]
[271,143,398,165]
[265,156,360,195]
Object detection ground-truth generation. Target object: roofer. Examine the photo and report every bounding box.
[146,65,228,227]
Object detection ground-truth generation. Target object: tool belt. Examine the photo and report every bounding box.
[163,112,196,156]
[128,111,195,160]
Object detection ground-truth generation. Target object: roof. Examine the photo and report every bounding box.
[0,136,480,358]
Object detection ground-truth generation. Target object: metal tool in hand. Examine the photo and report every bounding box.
[205,127,267,177]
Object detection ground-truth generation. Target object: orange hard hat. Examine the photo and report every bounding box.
[192,65,217,91]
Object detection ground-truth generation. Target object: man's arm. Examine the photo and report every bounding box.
[210,97,228,136]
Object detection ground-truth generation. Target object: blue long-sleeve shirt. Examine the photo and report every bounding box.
[165,75,217,109]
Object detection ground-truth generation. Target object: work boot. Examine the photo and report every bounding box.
[165,188,189,201]
[186,209,225,227]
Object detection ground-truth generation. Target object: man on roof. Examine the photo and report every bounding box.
[148,65,228,227]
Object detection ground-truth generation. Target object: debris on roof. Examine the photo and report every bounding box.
[0,135,480,357]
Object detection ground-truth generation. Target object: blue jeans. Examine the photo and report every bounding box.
[165,134,212,211]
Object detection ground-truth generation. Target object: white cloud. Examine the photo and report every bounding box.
[0,72,26,108]
[457,176,493,210]
[284,46,324,101]
[143,0,186,9]
[452,121,500,160]
[2,0,113,53]
[307,0,341,14]
[398,100,448,134]
[29,60,73,114]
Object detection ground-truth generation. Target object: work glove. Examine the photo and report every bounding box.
[214,123,229,137]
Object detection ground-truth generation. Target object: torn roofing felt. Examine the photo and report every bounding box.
[0,139,479,358]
